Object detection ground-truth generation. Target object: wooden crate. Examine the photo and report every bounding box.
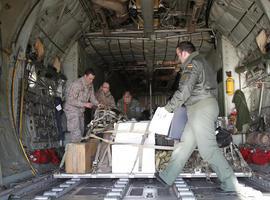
[65,139,98,173]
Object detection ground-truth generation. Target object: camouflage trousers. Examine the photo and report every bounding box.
[65,112,84,143]
[159,98,238,191]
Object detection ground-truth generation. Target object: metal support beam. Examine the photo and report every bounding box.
[118,40,125,63]
[53,172,252,179]
[236,13,265,47]
[34,178,81,200]
[129,40,135,62]
[0,27,2,78]
[87,38,108,65]
[79,0,94,23]
[0,162,2,186]
[227,2,255,38]
[174,177,196,199]
[235,54,270,73]
[104,178,129,200]
[84,28,213,36]
[35,24,65,54]
[258,0,270,23]
[187,0,205,32]
[149,82,153,119]
[141,0,154,36]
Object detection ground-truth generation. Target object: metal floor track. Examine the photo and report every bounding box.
[53,172,252,179]
[31,177,270,200]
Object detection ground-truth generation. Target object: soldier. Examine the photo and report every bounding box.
[117,91,141,120]
[155,41,240,192]
[95,82,116,109]
[64,68,99,143]
[94,82,116,172]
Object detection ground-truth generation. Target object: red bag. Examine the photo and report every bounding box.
[30,148,59,165]
[30,150,50,164]
[251,148,269,165]
[240,147,252,163]
[47,149,60,165]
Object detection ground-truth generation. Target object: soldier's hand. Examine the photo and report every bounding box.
[84,102,93,108]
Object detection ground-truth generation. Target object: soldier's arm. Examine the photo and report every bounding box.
[164,62,201,112]
[89,86,99,106]
[109,95,116,108]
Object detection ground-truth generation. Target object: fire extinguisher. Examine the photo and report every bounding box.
[226,71,234,95]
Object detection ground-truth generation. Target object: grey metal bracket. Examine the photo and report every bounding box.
[173,177,196,200]
[33,178,81,200]
[104,178,129,200]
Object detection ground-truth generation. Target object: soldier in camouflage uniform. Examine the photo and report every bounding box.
[155,41,240,192]
[64,68,99,143]
[117,91,141,120]
[95,82,116,172]
[95,82,116,109]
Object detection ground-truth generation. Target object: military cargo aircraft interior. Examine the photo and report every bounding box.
[1,0,270,199]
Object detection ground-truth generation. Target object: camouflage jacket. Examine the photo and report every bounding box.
[117,98,141,119]
[95,88,116,108]
[64,77,99,114]
[165,51,217,112]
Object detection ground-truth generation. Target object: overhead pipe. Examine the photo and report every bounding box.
[85,28,212,36]
[91,0,129,25]
[156,60,180,66]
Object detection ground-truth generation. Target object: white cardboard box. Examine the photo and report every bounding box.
[112,121,155,173]
[149,107,173,135]
[112,145,155,173]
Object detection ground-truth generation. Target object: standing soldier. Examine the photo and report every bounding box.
[64,68,99,143]
[155,41,240,192]
[94,82,116,172]
[95,82,116,109]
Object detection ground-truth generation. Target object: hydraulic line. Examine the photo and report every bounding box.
[11,59,37,175]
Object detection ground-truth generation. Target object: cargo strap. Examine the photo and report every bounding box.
[59,144,69,169]
[88,133,175,150]
[130,122,150,173]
